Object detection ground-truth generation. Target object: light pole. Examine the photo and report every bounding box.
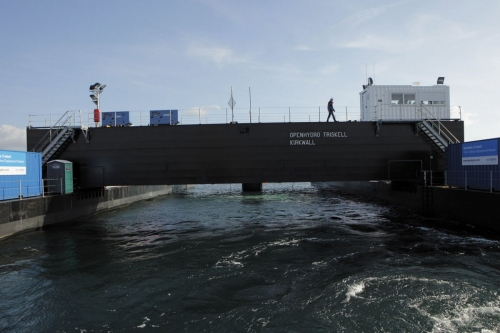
[89,82,106,127]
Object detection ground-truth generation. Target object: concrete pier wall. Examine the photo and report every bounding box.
[323,181,500,234]
[0,185,188,240]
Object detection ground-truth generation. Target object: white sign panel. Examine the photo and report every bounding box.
[0,151,27,175]
[461,139,498,166]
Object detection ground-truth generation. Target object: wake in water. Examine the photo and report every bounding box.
[0,183,499,332]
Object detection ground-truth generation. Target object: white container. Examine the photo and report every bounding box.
[360,84,450,121]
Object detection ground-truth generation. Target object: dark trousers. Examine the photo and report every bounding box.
[327,111,336,122]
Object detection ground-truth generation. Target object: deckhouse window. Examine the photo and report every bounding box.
[404,94,416,104]
[391,93,415,105]
[391,94,403,105]
[422,100,445,105]
[421,92,445,106]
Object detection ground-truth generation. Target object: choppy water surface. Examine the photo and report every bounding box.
[1,183,500,332]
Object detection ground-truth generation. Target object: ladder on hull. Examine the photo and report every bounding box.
[40,127,74,164]
[31,111,88,165]
[417,105,461,152]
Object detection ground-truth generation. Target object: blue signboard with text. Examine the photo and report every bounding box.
[462,139,498,166]
[0,151,27,175]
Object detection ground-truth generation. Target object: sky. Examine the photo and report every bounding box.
[1,0,499,151]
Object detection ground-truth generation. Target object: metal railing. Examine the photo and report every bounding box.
[0,179,43,201]
[417,104,460,145]
[420,170,500,193]
[0,178,74,201]
[30,111,84,153]
[29,106,361,128]
[29,105,465,129]
[28,110,85,129]
[365,103,462,122]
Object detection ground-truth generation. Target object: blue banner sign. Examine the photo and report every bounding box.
[462,139,498,166]
[0,151,27,175]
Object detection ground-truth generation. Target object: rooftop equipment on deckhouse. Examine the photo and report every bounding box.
[360,77,450,121]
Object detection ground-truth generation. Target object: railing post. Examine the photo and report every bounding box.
[346,106,347,122]
[465,171,467,190]
[445,171,448,187]
[199,109,201,124]
[259,107,261,123]
[19,180,22,199]
[318,106,320,122]
[49,115,52,141]
[430,170,433,187]
[289,107,291,123]
[423,171,427,187]
[491,171,493,193]
[226,108,228,123]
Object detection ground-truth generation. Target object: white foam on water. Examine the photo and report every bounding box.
[257,317,270,327]
[136,316,154,329]
[333,251,360,262]
[214,237,302,269]
[345,281,366,302]
[214,257,244,268]
[341,275,457,305]
[268,238,301,247]
[312,260,327,267]
[422,305,500,333]
[402,280,500,332]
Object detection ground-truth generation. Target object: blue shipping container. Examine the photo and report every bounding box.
[150,110,179,125]
[0,150,43,201]
[102,111,131,127]
[445,138,500,191]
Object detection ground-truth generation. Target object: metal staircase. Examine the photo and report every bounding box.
[31,111,89,165]
[417,105,460,152]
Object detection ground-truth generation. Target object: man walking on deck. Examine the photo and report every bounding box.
[327,98,337,122]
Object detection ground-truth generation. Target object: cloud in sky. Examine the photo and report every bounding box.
[0,125,26,151]
[319,64,339,75]
[333,3,396,29]
[342,14,476,52]
[187,44,250,67]
[293,45,313,51]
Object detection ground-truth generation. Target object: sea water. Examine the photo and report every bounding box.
[0,183,499,332]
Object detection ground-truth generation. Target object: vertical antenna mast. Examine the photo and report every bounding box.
[228,86,236,124]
